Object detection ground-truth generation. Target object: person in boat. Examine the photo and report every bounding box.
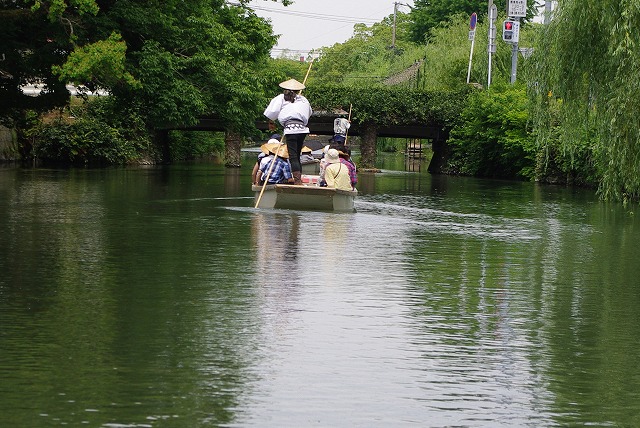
[332,117,350,145]
[252,134,281,185]
[257,141,294,185]
[318,144,331,187]
[300,146,316,164]
[338,146,357,189]
[263,78,313,186]
[323,148,353,191]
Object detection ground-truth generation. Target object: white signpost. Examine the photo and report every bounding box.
[508,0,527,18]
[466,13,477,84]
[487,3,497,89]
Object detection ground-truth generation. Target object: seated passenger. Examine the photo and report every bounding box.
[300,146,316,164]
[258,142,294,185]
[324,148,353,191]
[338,147,357,188]
[252,135,281,185]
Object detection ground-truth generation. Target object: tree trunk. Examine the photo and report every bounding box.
[224,130,242,168]
[359,121,378,169]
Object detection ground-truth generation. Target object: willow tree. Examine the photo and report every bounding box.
[532,0,640,201]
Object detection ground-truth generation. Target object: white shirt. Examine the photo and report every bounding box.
[263,94,312,134]
[334,118,350,135]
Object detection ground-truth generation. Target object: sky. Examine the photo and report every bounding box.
[247,0,415,57]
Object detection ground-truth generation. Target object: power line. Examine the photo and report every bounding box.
[229,2,382,24]
[251,5,380,24]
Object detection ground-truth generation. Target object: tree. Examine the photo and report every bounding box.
[0,1,95,123]
[55,0,279,134]
[409,0,488,43]
[1,0,292,161]
[531,0,640,201]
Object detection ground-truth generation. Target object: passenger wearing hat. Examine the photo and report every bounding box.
[300,145,316,164]
[257,140,294,185]
[263,78,313,185]
[251,136,280,185]
[323,148,352,191]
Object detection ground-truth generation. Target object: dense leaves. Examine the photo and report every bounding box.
[446,84,536,179]
[31,97,152,166]
[409,0,488,43]
[306,85,470,128]
[1,0,289,162]
[531,0,640,200]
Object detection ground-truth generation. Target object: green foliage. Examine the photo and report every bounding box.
[446,84,536,180]
[31,97,152,166]
[409,0,538,43]
[168,131,224,161]
[311,14,426,87]
[53,32,140,90]
[0,2,76,122]
[409,0,488,43]
[306,85,470,127]
[29,0,98,21]
[531,0,640,201]
[415,13,540,90]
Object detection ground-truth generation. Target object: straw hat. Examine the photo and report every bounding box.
[279,78,305,91]
[325,148,340,164]
[260,140,289,158]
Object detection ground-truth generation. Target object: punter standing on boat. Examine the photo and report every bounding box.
[263,78,312,185]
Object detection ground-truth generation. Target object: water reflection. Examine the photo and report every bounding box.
[2,163,640,427]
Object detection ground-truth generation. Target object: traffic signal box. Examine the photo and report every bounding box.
[502,20,519,43]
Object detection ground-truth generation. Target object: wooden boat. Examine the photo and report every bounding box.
[252,175,356,212]
[301,160,320,175]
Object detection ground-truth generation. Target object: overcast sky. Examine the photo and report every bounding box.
[248,0,415,57]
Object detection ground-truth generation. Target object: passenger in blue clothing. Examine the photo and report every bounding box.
[252,134,281,185]
[258,141,294,185]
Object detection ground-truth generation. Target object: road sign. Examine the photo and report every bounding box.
[508,0,527,18]
[469,12,477,30]
[469,30,475,41]
[489,4,497,20]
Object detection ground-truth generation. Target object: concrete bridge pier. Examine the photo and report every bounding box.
[224,131,242,168]
[359,121,379,170]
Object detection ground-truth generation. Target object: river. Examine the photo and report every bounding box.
[1,153,640,427]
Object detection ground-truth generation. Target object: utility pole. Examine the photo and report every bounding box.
[510,20,519,84]
[505,0,525,84]
[487,0,497,89]
[391,2,398,49]
[391,2,412,48]
[544,0,552,25]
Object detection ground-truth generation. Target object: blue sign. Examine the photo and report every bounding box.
[470,12,477,30]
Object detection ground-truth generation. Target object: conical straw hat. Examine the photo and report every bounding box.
[279,78,305,91]
[260,141,289,159]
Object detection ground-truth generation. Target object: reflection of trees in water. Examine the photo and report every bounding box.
[224,167,241,198]
[251,212,302,338]
[251,212,300,268]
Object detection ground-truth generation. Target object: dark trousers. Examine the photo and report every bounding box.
[286,133,307,173]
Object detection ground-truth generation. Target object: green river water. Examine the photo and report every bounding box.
[1,153,640,427]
